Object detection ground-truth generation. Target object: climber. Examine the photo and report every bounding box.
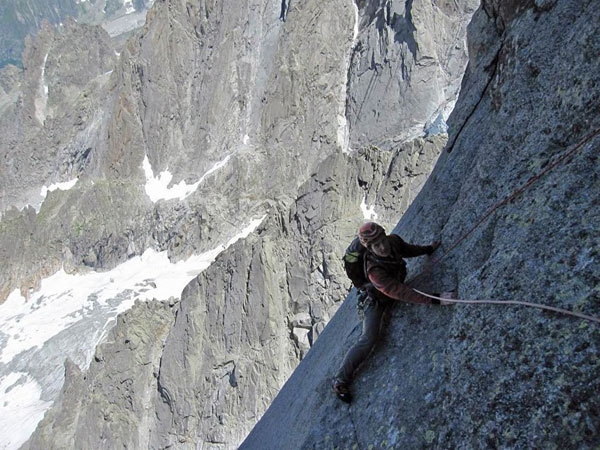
[332,221,448,403]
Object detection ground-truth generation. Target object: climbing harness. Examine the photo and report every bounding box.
[410,127,600,324]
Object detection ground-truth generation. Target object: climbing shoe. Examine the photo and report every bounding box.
[332,377,352,404]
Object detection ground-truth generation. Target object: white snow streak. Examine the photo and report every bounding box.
[361,196,378,221]
[338,1,360,154]
[34,53,49,125]
[143,154,231,203]
[40,178,79,202]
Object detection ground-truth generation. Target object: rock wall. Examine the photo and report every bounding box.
[347,0,478,149]
[0,18,117,211]
[0,0,154,68]
[0,18,120,301]
[11,0,474,448]
[243,0,600,448]
[22,299,176,450]
[0,0,80,68]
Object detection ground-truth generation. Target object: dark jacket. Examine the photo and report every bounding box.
[365,235,434,303]
[344,234,435,304]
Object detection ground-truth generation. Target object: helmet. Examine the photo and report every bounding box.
[358,222,385,246]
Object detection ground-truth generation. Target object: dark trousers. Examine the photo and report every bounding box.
[335,298,388,383]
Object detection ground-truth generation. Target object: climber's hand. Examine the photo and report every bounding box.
[429,241,441,254]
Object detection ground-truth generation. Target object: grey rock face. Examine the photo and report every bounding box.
[359,135,448,228]
[22,299,176,450]
[347,0,478,150]
[243,0,600,448]
[9,0,473,448]
[0,18,117,212]
[0,0,154,69]
[0,0,80,68]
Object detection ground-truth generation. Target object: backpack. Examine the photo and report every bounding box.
[342,237,369,288]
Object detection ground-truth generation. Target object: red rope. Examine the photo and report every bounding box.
[430,127,600,269]
[409,128,600,323]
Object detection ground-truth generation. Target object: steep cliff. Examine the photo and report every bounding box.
[24,299,176,450]
[243,0,600,448]
[347,0,476,148]
[3,0,476,448]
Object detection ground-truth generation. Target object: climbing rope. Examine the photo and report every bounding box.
[413,289,600,324]
[409,127,600,323]
[432,127,600,268]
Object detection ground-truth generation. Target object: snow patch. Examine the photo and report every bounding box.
[15,178,80,214]
[40,178,79,201]
[424,100,456,137]
[124,0,135,14]
[0,217,263,365]
[143,154,231,203]
[337,113,350,154]
[101,8,149,37]
[361,196,378,221]
[0,373,51,450]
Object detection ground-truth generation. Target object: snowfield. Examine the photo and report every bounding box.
[0,216,265,450]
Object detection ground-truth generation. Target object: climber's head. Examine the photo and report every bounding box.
[358,222,386,247]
